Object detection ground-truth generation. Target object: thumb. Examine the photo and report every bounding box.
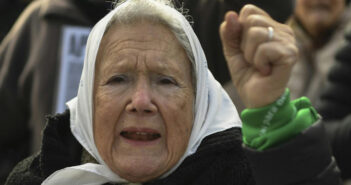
[219,11,242,58]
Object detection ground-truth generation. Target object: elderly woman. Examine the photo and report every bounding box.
[5,0,341,184]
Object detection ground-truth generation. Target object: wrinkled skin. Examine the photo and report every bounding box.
[220,5,298,108]
[93,21,194,182]
[93,3,298,183]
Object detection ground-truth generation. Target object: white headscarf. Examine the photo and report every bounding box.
[42,0,241,184]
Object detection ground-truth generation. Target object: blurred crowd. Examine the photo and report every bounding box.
[1,0,351,184]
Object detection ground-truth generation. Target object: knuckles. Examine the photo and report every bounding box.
[283,24,295,37]
[240,4,261,18]
[285,43,299,66]
[244,14,268,28]
[245,27,268,41]
[224,4,299,69]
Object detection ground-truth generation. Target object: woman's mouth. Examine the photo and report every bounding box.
[120,130,161,141]
[120,128,161,142]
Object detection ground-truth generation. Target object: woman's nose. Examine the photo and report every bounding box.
[126,84,158,115]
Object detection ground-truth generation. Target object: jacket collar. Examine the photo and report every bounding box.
[38,0,90,24]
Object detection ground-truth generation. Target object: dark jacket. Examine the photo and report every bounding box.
[317,26,351,121]
[317,26,351,180]
[0,0,110,183]
[5,111,341,185]
[0,0,31,42]
[0,0,109,151]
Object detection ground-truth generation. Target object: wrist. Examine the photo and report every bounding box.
[241,89,293,134]
[244,88,286,109]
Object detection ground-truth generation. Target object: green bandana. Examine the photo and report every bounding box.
[241,89,319,151]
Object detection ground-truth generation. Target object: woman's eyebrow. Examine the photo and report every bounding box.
[148,57,185,76]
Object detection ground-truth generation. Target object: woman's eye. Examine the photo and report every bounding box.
[159,77,177,86]
[106,75,127,84]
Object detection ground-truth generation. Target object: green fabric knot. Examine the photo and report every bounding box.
[241,89,319,151]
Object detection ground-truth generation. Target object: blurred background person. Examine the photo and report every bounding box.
[317,25,351,182]
[287,0,351,105]
[0,0,294,183]
[0,0,32,42]
[0,0,111,183]
[287,1,351,182]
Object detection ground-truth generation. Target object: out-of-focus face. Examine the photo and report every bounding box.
[93,21,195,182]
[295,0,345,37]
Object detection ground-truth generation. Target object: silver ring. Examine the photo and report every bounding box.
[267,26,274,42]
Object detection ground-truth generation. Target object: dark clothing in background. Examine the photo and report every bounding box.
[0,0,31,42]
[5,111,341,185]
[317,26,351,180]
[0,0,110,183]
[318,26,351,121]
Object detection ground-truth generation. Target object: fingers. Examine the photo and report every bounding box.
[219,11,242,58]
[242,25,295,66]
[237,5,296,74]
[241,26,269,65]
[219,4,298,109]
[253,41,298,75]
[220,11,249,84]
[239,4,271,21]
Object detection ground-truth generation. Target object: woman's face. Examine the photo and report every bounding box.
[295,0,345,36]
[93,22,195,182]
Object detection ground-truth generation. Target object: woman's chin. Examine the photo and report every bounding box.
[112,156,168,183]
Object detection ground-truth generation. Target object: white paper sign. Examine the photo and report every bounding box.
[55,26,91,113]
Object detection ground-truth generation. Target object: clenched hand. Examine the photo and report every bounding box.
[220,5,298,108]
